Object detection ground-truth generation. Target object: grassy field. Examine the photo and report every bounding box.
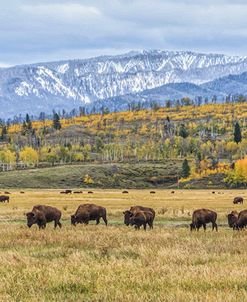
[0,189,247,301]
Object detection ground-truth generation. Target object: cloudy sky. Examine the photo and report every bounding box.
[1,0,247,66]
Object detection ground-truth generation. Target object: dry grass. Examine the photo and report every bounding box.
[0,189,247,301]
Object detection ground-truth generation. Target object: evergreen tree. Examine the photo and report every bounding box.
[234,122,242,144]
[0,126,8,141]
[53,113,61,130]
[25,114,32,131]
[181,159,190,178]
[179,124,189,138]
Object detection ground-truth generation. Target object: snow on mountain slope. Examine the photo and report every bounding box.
[0,50,247,118]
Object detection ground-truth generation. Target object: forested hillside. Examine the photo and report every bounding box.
[1,102,247,187]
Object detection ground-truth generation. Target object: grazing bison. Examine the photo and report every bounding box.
[123,206,155,228]
[129,211,154,230]
[234,210,247,230]
[122,190,129,194]
[0,195,9,203]
[190,209,218,231]
[26,205,62,229]
[71,204,107,226]
[65,190,72,194]
[227,211,238,228]
[150,191,156,194]
[87,191,94,194]
[233,197,244,204]
[171,191,175,194]
[74,191,83,194]
[20,191,25,194]
[4,191,10,194]
[212,191,215,194]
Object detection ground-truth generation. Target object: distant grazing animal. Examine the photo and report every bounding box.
[150,191,156,194]
[171,191,175,194]
[71,204,107,226]
[123,206,155,228]
[227,211,238,228]
[234,210,247,230]
[122,191,129,194]
[88,191,94,194]
[60,191,66,194]
[233,197,244,204]
[74,191,83,194]
[4,191,10,194]
[212,191,215,194]
[26,205,62,229]
[0,195,9,203]
[190,209,218,231]
[65,190,72,194]
[20,191,25,194]
[129,211,154,230]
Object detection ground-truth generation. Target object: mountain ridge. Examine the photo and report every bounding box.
[1,49,247,118]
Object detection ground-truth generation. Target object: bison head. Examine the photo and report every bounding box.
[26,212,38,228]
[71,214,78,226]
[190,222,196,231]
[123,210,133,226]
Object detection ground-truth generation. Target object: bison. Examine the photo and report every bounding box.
[123,206,155,228]
[0,195,9,203]
[190,209,218,231]
[150,191,156,194]
[26,205,62,229]
[227,211,238,228]
[233,197,244,204]
[122,190,129,194]
[74,191,83,194]
[71,204,107,226]
[234,209,247,230]
[129,211,154,230]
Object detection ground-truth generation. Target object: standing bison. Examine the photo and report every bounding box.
[190,209,218,231]
[227,211,238,228]
[71,204,107,226]
[234,210,247,230]
[129,211,154,230]
[233,197,244,204]
[0,195,9,203]
[123,205,155,229]
[26,205,62,229]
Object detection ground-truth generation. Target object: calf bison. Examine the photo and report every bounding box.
[233,197,244,204]
[123,206,155,228]
[234,210,247,230]
[0,195,9,203]
[227,211,238,228]
[129,211,154,230]
[190,209,218,231]
[71,204,107,226]
[26,205,62,229]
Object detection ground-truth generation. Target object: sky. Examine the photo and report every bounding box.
[1,0,247,66]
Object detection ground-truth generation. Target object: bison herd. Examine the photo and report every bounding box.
[0,192,246,231]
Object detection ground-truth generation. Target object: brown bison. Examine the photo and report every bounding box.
[123,206,155,228]
[227,211,238,228]
[234,210,247,230]
[233,197,244,204]
[74,191,83,194]
[129,211,154,230]
[190,209,218,231]
[71,204,107,226]
[150,191,156,194]
[122,190,129,194]
[0,195,9,203]
[26,205,62,229]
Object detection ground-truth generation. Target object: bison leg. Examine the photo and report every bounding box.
[143,223,147,231]
[203,223,206,231]
[96,218,100,225]
[213,222,218,231]
[147,221,153,229]
[102,215,108,226]
[54,220,62,229]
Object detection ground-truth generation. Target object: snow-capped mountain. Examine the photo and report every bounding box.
[1,50,247,118]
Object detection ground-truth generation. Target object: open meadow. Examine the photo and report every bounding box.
[0,189,247,301]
